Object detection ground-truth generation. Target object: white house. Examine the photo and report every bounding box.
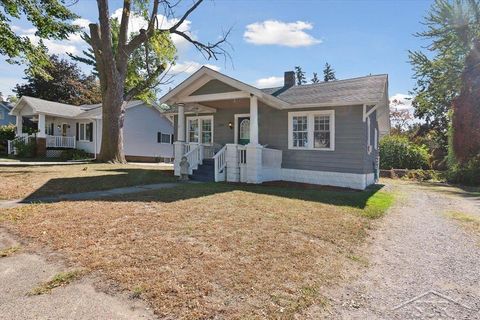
[9,96,174,162]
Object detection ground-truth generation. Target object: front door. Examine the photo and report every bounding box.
[62,124,68,136]
[237,116,250,145]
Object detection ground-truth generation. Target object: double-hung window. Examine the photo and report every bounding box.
[78,122,92,142]
[186,116,213,144]
[288,110,334,150]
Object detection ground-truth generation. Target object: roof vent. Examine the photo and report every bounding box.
[284,71,295,87]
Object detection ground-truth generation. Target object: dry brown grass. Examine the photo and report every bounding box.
[0,163,174,200]
[1,183,389,319]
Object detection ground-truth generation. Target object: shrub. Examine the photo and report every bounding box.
[0,124,16,141]
[13,138,36,158]
[60,149,90,160]
[404,169,446,182]
[447,155,480,186]
[380,135,430,170]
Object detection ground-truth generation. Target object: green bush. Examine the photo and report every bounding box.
[60,149,90,160]
[404,169,446,182]
[380,135,430,169]
[13,139,36,158]
[447,155,480,186]
[0,124,16,141]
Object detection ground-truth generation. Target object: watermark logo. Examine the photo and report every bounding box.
[392,290,476,319]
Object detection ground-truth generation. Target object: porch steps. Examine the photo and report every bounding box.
[191,159,215,182]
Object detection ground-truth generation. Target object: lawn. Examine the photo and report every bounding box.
[1,182,394,319]
[0,163,175,200]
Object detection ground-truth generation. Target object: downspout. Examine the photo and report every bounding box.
[90,118,97,160]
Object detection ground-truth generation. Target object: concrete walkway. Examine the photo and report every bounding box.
[0,182,184,209]
[0,230,156,320]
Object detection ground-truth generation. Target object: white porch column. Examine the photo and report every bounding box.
[177,103,185,142]
[37,113,46,138]
[249,95,259,145]
[15,115,22,136]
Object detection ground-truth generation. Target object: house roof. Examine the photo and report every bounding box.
[10,96,147,119]
[260,74,388,106]
[0,101,13,111]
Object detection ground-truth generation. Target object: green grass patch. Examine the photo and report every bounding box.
[361,191,395,219]
[28,270,83,296]
[0,246,21,257]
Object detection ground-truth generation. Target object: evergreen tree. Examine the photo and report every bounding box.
[323,63,336,82]
[311,72,320,84]
[294,66,306,85]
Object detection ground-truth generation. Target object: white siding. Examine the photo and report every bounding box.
[123,104,173,158]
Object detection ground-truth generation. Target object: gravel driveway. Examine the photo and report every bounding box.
[324,180,480,319]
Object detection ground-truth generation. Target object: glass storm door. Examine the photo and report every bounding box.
[238,117,250,145]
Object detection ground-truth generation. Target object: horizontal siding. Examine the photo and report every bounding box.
[190,79,240,95]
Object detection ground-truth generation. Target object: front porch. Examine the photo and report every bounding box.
[171,93,283,183]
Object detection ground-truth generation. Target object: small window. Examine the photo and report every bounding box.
[46,123,54,136]
[85,123,92,141]
[186,116,214,144]
[188,119,199,143]
[201,118,212,144]
[292,115,308,147]
[79,123,85,140]
[289,111,334,150]
[158,132,172,144]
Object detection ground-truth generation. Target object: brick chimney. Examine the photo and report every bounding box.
[284,71,295,87]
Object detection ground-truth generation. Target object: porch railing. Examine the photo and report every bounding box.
[184,143,201,174]
[238,145,247,164]
[46,135,76,148]
[213,145,227,182]
[7,134,33,155]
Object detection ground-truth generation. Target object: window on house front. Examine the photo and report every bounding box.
[46,123,54,135]
[158,132,172,144]
[186,116,213,144]
[78,123,92,141]
[289,111,335,150]
[292,115,308,147]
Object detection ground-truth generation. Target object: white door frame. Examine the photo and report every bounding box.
[234,113,250,144]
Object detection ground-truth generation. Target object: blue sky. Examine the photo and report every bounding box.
[0,0,434,105]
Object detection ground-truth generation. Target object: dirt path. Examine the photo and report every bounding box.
[325,180,480,319]
[0,230,156,320]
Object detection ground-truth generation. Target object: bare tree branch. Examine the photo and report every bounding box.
[168,0,203,32]
[124,0,160,56]
[124,63,167,101]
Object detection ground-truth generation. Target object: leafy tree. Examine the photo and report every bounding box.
[68,18,175,102]
[311,72,320,84]
[0,0,78,78]
[380,135,430,170]
[323,62,336,82]
[294,66,306,85]
[86,0,229,162]
[14,55,101,105]
[409,0,480,152]
[452,39,480,163]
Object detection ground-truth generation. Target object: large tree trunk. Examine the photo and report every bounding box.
[98,75,127,163]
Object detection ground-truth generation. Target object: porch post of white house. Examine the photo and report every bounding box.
[249,95,259,145]
[177,103,185,142]
[15,115,22,136]
[245,94,263,183]
[174,103,186,176]
[37,113,46,138]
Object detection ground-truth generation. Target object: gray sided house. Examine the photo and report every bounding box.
[162,67,390,189]
[9,96,174,161]
[0,101,15,126]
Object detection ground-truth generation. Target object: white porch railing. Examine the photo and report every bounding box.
[213,145,227,182]
[46,135,76,148]
[184,143,201,174]
[238,145,247,164]
[7,134,32,155]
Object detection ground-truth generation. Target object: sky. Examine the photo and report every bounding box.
[0,0,435,110]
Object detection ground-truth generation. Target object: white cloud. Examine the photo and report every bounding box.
[110,8,192,52]
[170,60,220,75]
[73,18,91,30]
[244,20,321,47]
[255,76,283,88]
[390,93,413,111]
[13,25,82,55]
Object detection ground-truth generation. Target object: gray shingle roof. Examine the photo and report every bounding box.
[260,74,388,105]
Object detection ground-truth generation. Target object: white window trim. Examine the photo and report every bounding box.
[78,122,91,142]
[234,113,250,144]
[288,110,335,151]
[374,127,378,150]
[159,132,173,144]
[186,115,214,145]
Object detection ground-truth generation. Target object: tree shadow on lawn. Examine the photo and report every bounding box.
[21,168,176,201]
[110,182,387,212]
